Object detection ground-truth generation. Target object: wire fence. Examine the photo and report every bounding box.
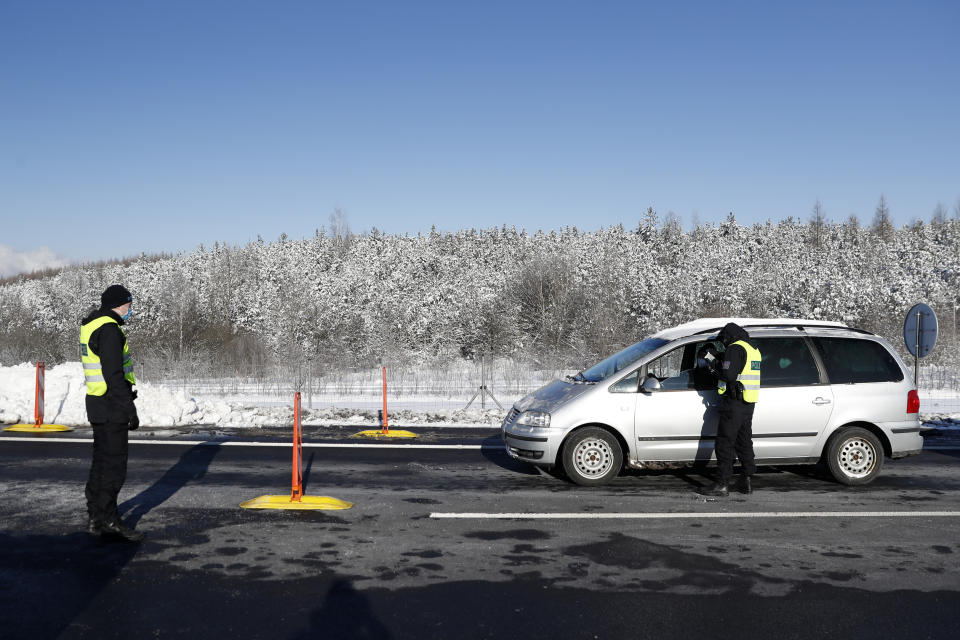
[152,358,574,415]
[145,357,960,418]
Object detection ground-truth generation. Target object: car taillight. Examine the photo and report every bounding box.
[907,390,919,414]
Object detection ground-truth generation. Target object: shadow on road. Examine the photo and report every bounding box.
[303,451,316,493]
[0,531,138,637]
[290,578,392,640]
[120,443,221,527]
[480,435,539,475]
[930,448,960,460]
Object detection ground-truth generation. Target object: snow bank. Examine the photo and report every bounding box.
[0,362,219,427]
[0,362,505,428]
[2,362,957,431]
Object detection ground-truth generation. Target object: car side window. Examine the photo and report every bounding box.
[811,337,904,384]
[755,337,821,386]
[687,340,725,390]
[646,346,695,390]
[609,369,640,393]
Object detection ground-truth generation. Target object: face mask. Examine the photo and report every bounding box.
[697,358,708,368]
[122,309,133,321]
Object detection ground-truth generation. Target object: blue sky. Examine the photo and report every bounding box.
[1,0,958,272]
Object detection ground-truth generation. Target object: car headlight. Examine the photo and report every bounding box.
[516,410,551,428]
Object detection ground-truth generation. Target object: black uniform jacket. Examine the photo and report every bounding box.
[715,322,752,393]
[81,309,137,425]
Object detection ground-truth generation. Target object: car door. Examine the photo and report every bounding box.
[634,342,721,462]
[749,336,834,460]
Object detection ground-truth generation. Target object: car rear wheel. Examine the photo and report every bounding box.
[562,427,623,486]
[824,427,884,485]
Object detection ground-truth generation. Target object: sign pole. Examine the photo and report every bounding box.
[914,312,921,387]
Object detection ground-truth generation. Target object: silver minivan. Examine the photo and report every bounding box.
[502,318,923,486]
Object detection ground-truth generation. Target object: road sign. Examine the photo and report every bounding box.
[904,304,938,358]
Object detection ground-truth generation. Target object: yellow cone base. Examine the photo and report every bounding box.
[239,495,353,510]
[4,424,73,432]
[351,429,418,439]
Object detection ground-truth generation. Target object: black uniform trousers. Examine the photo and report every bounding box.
[85,422,129,524]
[715,396,756,485]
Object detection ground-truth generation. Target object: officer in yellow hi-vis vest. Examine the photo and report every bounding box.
[698,322,761,497]
[80,284,143,541]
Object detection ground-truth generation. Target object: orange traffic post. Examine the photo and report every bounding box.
[4,362,71,432]
[240,392,351,511]
[291,391,303,501]
[352,365,417,439]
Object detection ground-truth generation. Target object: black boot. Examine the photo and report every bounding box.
[86,517,102,537]
[100,519,144,542]
[735,475,753,494]
[697,481,730,497]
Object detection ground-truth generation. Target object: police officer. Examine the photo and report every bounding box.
[80,284,143,541]
[698,322,761,496]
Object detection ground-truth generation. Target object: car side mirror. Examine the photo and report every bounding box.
[641,376,661,393]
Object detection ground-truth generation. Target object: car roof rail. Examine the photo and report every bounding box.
[692,323,874,336]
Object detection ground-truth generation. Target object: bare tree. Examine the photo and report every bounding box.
[661,210,682,240]
[871,194,894,242]
[809,197,826,248]
[330,207,352,246]
[932,202,949,227]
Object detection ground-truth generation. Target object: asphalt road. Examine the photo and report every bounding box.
[1,427,959,639]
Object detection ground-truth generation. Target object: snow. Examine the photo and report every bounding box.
[0,362,512,428]
[1,362,958,431]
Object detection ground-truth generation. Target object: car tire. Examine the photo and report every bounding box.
[824,427,884,485]
[562,427,623,486]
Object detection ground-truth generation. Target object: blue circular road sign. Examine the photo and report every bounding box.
[904,303,938,358]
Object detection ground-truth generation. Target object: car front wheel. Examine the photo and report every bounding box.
[562,427,623,486]
[824,427,884,485]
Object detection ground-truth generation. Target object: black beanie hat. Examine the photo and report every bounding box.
[101,284,133,310]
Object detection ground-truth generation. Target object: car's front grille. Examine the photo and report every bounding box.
[503,407,520,426]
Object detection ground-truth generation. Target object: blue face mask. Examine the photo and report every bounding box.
[122,309,133,321]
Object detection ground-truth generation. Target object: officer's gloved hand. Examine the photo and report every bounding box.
[128,413,140,431]
[131,390,138,400]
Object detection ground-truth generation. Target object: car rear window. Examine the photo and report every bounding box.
[811,337,904,384]
[755,337,821,386]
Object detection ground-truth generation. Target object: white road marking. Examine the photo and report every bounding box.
[429,511,960,519]
[0,436,490,450]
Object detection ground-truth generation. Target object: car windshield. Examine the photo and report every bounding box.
[579,338,669,382]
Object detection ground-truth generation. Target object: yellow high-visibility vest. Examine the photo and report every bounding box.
[79,316,136,396]
[718,339,761,403]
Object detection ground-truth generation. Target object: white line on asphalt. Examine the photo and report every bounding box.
[0,436,490,450]
[429,511,960,519]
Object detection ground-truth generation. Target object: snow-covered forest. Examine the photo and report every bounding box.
[1,212,958,383]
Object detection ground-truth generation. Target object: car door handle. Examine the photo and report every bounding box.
[812,397,832,406]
